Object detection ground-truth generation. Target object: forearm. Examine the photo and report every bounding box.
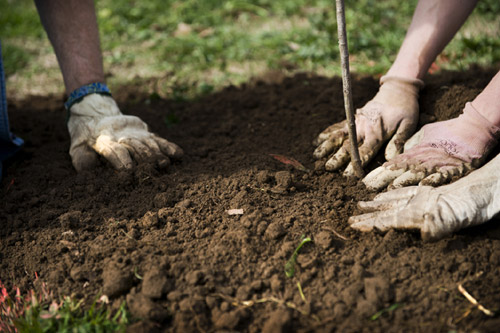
[34,0,105,93]
[387,0,479,80]
[471,71,500,127]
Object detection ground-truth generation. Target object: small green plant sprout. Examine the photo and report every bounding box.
[134,267,143,280]
[370,303,403,321]
[284,235,312,278]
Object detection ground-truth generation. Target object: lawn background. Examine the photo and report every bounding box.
[2,0,500,99]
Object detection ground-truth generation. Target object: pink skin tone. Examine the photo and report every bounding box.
[34,0,105,93]
[360,0,500,191]
[386,0,500,128]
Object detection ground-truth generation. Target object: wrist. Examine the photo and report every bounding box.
[65,82,112,111]
[68,93,121,121]
[460,103,500,154]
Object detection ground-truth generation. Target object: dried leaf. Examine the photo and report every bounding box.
[269,154,309,172]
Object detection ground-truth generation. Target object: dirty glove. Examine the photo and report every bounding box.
[349,152,500,241]
[363,102,500,190]
[68,94,183,171]
[313,76,424,176]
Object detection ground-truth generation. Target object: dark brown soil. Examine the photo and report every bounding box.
[2,68,500,332]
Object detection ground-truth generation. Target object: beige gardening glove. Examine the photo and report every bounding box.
[68,94,183,171]
[349,151,500,241]
[363,102,500,190]
[313,75,424,176]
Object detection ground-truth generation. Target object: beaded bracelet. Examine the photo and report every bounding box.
[64,82,112,111]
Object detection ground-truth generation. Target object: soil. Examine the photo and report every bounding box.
[2,67,500,332]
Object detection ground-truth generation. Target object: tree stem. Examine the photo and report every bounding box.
[335,0,364,178]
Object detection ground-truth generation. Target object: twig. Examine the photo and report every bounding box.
[212,293,319,321]
[335,0,364,178]
[457,283,495,317]
[321,226,349,241]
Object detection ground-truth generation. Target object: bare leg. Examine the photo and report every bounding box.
[34,0,105,93]
[387,0,479,80]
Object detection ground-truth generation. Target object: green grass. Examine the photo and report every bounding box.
[1,280,129,332]
[1,0,500,99]
[15,298,129,333]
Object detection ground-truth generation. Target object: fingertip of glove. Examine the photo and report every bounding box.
[343,164,354,176]
[171,146,184,158]
[157,157,171,169]
[161,142,184,159]
[324,159,339,171]
[71,148,99,172]
[384,144,400,161]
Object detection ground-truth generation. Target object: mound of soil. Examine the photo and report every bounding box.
[2,68,500,332]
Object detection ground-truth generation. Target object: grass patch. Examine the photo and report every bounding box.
[0,279,129,332]
[2,0,500,99]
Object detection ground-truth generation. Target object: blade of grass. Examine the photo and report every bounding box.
[370,303,402,321]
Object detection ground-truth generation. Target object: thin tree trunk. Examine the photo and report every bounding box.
[335,0,364,178]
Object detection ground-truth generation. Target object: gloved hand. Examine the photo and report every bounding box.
[313,75,424,176]
[363,102,500,190]
[349,152,500,241]
[68,94,183,171]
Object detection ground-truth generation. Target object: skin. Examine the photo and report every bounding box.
[353,0,500,238]
[387,0,479,80]
[387,0,500,127]
[34,0,105,93]
[34,0,184,172]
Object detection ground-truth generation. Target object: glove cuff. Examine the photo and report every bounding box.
[462,102,500,154]
[379,75,424,90]
[65,82,112,111]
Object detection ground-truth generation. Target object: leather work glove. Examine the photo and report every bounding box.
[68,94,183,171]
[363,102,500,190]
[313,75,424,176]
[349,151,500,241]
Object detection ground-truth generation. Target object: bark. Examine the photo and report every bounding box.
[335,0,364,178]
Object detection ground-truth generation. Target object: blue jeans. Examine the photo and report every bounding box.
[0,41,24,177]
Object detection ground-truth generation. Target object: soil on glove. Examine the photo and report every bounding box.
[2,67,500,332]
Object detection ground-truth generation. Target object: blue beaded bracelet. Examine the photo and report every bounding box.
[64,82,112,111]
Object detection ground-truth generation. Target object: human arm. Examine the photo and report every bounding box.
[314,0,479,174]
[35,0,183,171]
[363,71,500,190]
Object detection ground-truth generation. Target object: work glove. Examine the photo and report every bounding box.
[313,75,424,176]
[349,151,500,241]
[363,102,500,190]
[68,94,183,171]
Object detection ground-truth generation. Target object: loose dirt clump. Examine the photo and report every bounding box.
[2,68,500,332]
